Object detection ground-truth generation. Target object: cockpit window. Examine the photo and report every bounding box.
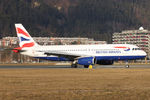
[132,48,141,50]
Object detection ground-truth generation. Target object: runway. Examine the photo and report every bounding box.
[0,64,150,99]
[0,65,71,69]
[0,64,149,68]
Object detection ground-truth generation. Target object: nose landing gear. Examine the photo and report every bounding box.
[125,65,129,68]
[125,60,129,68]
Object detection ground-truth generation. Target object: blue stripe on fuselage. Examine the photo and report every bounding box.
[95,56,145,60]
[35,56,146,61]
[34,57,69,61]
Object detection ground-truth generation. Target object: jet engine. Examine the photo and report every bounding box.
[77,57,95,65]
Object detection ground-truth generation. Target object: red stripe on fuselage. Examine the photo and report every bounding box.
[17,28,30,37]
[114,46,127,48]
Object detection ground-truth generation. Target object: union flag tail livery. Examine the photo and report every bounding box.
[15,24,38,49]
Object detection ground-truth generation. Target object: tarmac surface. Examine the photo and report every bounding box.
[0,64,150,100]
[0,64,149,68]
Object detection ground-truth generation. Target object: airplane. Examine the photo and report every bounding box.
[12,24,147,68]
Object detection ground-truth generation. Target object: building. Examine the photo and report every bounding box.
[0,36,107,63]
[0,37,107,47]
[112,27,150,58]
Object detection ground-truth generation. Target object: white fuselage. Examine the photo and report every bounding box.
[14,24,147,66]
[21,44,146,61]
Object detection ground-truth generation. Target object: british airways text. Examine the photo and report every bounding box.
[96,51,121,54]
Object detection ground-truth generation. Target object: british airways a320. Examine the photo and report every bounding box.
[12,24,147,68]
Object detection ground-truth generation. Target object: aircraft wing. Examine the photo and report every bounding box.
[38,50,82,61]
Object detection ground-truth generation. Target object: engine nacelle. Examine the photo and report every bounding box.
[96,60,114,65]
[77,57,95,65]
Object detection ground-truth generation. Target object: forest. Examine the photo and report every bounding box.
[0,0,150,43]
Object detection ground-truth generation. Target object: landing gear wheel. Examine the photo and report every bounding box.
[125,65,129,68]
[71,61,77,68]
[84,65,89,68]
[71,64,77,68]
[125,60,129,68]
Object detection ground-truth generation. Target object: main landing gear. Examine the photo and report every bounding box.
[71,61,93,68]
[84,65,93,69]
[84,65,89,68]
[71,64,93,68]
[71,64,77,68]
[71,61,78,68]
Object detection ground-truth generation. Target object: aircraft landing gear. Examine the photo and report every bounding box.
[125,60,129,68]
[71,61,77,68]
[84,65,89,68]
[71,64,77,68]
[84,65,93,68]
[125,65,129,68]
